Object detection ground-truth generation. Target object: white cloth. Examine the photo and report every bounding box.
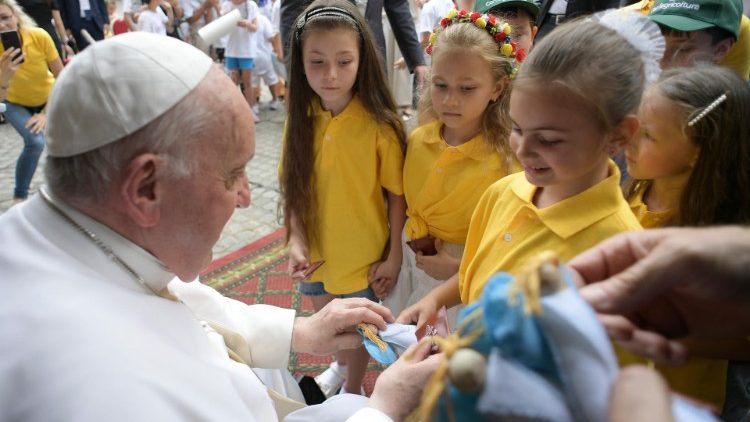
[548,0,567,15]
[383,229,463,329]
[0,194,378,421]
[416,0,455,34]
[137,8,169,36]
[222,0,259,58]
[80,0,91,16]
[271,0,280,32]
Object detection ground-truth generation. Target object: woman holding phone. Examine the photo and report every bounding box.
[0,0,62,204]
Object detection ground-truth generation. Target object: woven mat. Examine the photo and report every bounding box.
[200,228,383,395]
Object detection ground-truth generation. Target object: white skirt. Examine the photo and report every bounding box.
[383,227,465,329]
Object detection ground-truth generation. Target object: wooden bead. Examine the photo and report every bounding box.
[448,348,486,393]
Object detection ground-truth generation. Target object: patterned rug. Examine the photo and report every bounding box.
[200,228,384,395]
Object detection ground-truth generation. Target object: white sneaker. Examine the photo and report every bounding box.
[314,362,347,398]
[251,109,260,124]
[269,98,283,110]
[252,104,259,115]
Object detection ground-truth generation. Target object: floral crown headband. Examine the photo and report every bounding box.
[426,9,526,74]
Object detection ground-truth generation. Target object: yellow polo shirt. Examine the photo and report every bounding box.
[403,121,515,244]
[459,161,641,303]
[305,96,405,295]
[628,184,674,228]
[624,183,728,409]
[627,0,750,80]
[1,27,58,107]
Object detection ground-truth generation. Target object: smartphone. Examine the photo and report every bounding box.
[301,260,325,280]
[0,30,24,63]
[406,235,438,256]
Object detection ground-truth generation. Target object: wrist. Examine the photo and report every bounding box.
[290,316,309,353]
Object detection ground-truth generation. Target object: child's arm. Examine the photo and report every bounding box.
[287,213,311,282]
[397,274,461,329]
[369,191,407,299]
[414,238,461,281]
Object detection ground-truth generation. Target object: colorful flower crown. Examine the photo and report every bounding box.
[426,9,527,65]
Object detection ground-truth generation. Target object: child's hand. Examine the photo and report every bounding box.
[414,238,460,280]
[370,277,395,300]
[288,239,310,282]
[397,295,439,329]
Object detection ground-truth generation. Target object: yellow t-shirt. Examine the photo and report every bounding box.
[459,161,641,303]
[403,120,515,244]
[627,0,750,80]
[628,184,674,228]
[624,184,728,409]
[1,27,58,107]
[305,96,405,295]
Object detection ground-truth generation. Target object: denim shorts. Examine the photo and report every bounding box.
[297,281,379,302]
[225,57,255,70]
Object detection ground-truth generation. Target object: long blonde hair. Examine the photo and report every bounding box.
[418,21,515,168]
[0,0,38,31]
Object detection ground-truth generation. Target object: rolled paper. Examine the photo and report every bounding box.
[197,8,241,46]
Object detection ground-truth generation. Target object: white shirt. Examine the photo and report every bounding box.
[181,0,209,29]
[271,0,280,32]
[416,0,454,35]
[0,194,386,421]
[222,0,259,58]
[255,14,275,59]
[137,8,168,36]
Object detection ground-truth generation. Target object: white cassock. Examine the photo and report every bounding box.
[0,193,390,421]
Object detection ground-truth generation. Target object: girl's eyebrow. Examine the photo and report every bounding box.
[509,119,564,132]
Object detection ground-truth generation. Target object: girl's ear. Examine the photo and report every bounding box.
[491,76,509,102]
[607,114,640,155]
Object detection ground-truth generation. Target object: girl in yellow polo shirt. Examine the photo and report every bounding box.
[624,65,750,413]
[398,18,645,328]
[0,0,63,203]
[279,0,407,396]
[383,10,523,327]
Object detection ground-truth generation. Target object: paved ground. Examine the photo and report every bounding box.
[0,98,285,260]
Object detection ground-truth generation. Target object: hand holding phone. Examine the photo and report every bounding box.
[0,31,24,64]
[301,260,325,280]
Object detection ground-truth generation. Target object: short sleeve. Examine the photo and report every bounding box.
[376,124,405,195]
[181,0,196,19]
[50,0,60,11]
[247,1,259,20]
[39,29,60,63]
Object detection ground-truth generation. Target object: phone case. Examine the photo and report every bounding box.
[406,235,438,256]
[301,260,325,280]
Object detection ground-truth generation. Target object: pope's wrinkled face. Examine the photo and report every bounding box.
[158,69,254,280]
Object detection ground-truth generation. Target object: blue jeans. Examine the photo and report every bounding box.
[4,102,45,199]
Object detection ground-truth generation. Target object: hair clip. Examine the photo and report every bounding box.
[295,6,361,41]
[688,92,728,127]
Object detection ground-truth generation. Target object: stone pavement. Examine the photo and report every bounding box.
[0,100,285,260]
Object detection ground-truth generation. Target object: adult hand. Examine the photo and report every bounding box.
[368,342,443,421]
[609,366,673,422]
[291,298,394,355]
[25,112,46,134]
[415,239,459,280]
[413,64,428,92]
[570,227,750,362]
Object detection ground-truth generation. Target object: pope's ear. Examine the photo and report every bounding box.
[119,153,166,227]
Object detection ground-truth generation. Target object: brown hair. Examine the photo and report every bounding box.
[513,19,645,133]
[418,21,516,169]
[280,0,405,247]
[624,65,750,226]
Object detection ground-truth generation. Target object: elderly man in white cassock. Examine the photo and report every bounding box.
[0,32,439,422]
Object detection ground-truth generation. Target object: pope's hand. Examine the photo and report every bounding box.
[291,298,394,355]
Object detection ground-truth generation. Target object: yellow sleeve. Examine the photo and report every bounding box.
[39,29,60,63]
[720,15,750,80]
[376,124,405,195]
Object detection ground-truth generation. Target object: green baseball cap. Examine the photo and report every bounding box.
[475,0,540,21]
[649,0,742,39]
